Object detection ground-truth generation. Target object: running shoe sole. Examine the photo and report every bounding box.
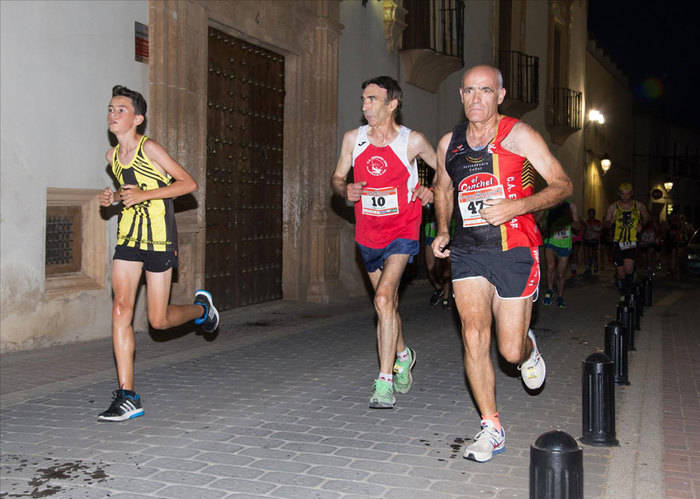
[97,408,145,422]
[464,444,505,463]
[393,348,417,394]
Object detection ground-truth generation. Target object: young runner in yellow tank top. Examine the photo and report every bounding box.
[97,85,220,422]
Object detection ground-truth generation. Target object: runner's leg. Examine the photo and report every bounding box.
[453,277,497,416]
[111,259,144,390]
[145,269,205,330]
[368,253,411,374]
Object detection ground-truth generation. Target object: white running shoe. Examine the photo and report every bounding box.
[519,329,546,390]
[463,419,506,462]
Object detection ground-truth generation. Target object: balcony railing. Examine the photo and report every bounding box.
[549,87,583,131]
[499,51,538,106]
[403,0,464,61]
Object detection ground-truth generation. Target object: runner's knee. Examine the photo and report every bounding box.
[500,340,524,364]
[112,297,134,324]
[147,312,169,330]
[461,325,489,356]
[373,290,397,315]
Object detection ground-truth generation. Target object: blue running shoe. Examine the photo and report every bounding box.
[98,389,144,422]
[194,290,219,333]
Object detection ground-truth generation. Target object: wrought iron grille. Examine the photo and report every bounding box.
[550,87,583,130]
[499,50,539,106]
[403,0,464,61]
[46,206,82,274]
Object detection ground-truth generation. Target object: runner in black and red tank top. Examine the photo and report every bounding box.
[431,65,573,463]
[445,118,541,252]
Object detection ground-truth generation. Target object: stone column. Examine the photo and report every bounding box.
[299,1,344,303]
[149,0,208,301]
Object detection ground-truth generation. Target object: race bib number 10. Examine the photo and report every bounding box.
[361,187,399,216]
[458,184,505,227]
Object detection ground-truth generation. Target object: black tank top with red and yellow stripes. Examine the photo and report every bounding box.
[112,136,177,252]
[445,116,542,252]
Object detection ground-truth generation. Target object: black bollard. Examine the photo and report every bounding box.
[616,303,635,351]
[581,352,619,446]
[643,277,653,307]
[530,431,583,499]
[605,321,630,385]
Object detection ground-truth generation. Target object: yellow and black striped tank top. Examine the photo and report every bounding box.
[112,136,177,252]
[613,201,640,244]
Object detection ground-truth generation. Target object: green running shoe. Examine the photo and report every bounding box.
[369,379,395,409]
[392,348,416,394]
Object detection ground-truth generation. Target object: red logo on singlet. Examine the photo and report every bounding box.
[458,172,498,192]
[366,156,388,176]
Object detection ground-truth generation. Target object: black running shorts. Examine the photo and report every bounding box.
[113,245,178,273]
[612,242,636,267]
[450,246,540,299]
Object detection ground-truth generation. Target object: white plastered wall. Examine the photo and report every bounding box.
[1,0,148,352]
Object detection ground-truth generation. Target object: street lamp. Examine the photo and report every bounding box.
[664,181,674,191]
[600,153,612,173]
[588,109,605,124]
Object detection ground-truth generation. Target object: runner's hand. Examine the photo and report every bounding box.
[411,185,434,205]
[481,197,520,226]
[119,185,146,208]
[99,187,114,207]
[346,181,366,202]
[432,233,451,258]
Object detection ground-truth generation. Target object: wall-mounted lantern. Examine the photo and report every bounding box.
[600,153,612,173]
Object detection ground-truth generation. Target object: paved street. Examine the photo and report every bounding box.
[1,272,697,498]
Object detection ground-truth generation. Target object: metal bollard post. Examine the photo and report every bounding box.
[581,352,619,446]
[605,321,630,385]
[616,303,635,351]
[644,277,653,307]
[530,431,583,499]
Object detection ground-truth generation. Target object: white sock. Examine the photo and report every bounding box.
[396,348,410,361]
[378,372,393,383]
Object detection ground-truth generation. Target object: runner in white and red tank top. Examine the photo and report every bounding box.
[332,76,436,410]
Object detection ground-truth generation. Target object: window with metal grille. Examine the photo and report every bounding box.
[44,188,106,295]
[46,206,82,274]
[402,0,464,61]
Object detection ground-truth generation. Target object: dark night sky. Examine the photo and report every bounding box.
[588,0,700,130]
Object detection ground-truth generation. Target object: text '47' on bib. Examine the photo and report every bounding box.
[458,184,505,227]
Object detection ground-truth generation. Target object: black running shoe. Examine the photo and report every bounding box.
[97,389,144,422]
[194,289,219,333]
[430,288,442,306]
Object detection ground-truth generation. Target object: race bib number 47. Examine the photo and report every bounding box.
[458,184,505,227]
[361,187,399,216]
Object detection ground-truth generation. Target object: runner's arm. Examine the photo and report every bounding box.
[431,133,454,258]
[407,131,437,205]
[408,130,437,170]
[100,148,117,206]
[638,201,650,226]
[331,129,365,202]
[118,140,197,208]
[481,122,572,226]
[604,203,616,228]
